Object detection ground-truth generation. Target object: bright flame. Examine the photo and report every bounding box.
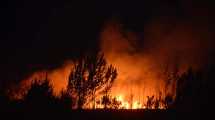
[99,20,175,109]
[9,21,173,109]
[116,95,123,101]
[92,94,165,109]
[133,101,141,109]
[10,19,210,110]
[116,95,129,109]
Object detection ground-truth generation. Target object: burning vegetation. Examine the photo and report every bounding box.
[5,19,212,110]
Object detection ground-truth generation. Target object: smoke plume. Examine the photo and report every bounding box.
[10,17,213,108]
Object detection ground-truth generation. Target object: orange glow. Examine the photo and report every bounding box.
[133,101,142,109]
[9,21,174,109]
[10,19,209,109]
[99,21,174,109]
[116,95,129,109]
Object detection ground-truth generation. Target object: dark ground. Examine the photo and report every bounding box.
[1,109,201,120]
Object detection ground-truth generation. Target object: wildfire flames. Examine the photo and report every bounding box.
[10,19,211,109]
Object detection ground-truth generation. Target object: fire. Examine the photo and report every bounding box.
[99,20,174,109]
[9,21,174,109]
[116,95,123,101]
[93,94,165,109]
[9,61,74,99]
[133,101,142,109]
[10,19,209,110]
[116,95,129,109]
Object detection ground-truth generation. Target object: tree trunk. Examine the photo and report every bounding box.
[77,92,83,110]
[92,91,96,109]
[104,94,107,109]
[78,96,82,110]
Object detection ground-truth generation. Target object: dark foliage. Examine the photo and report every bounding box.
[164,95,174,109]
[174,66,214,115]
[0,58,213,120]
[111,97,122,109]
[57,90,74,111]
[21,79,57,111]
[68,53,117,109]
[101,96,122,109]
[146,96,154,109]
[101,95,112,109]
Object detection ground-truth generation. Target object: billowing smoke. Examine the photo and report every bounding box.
[10,61,74,99]
[99,18,213,104]
[10,17,213,108]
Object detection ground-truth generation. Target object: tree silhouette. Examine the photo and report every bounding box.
[146,95,154,109]
[101,65,117,109]
[154,92,162,109]
[110,97,121,109]
[174,67,202,111]
[68,53,117,109]
[22,78,56,111]
[128,93,134,109]
[162,57,180,103]
[101,95,112,109]
[58,89,74,111]
[164,94,173,109]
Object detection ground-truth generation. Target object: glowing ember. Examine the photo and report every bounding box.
[92,94,166,109]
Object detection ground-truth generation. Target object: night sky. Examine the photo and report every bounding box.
[1,0,215,89]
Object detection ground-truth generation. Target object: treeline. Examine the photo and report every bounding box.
[0,53,213,112]
[0,53,118,111]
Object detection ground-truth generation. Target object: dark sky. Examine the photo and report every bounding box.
[1,0,215,89]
